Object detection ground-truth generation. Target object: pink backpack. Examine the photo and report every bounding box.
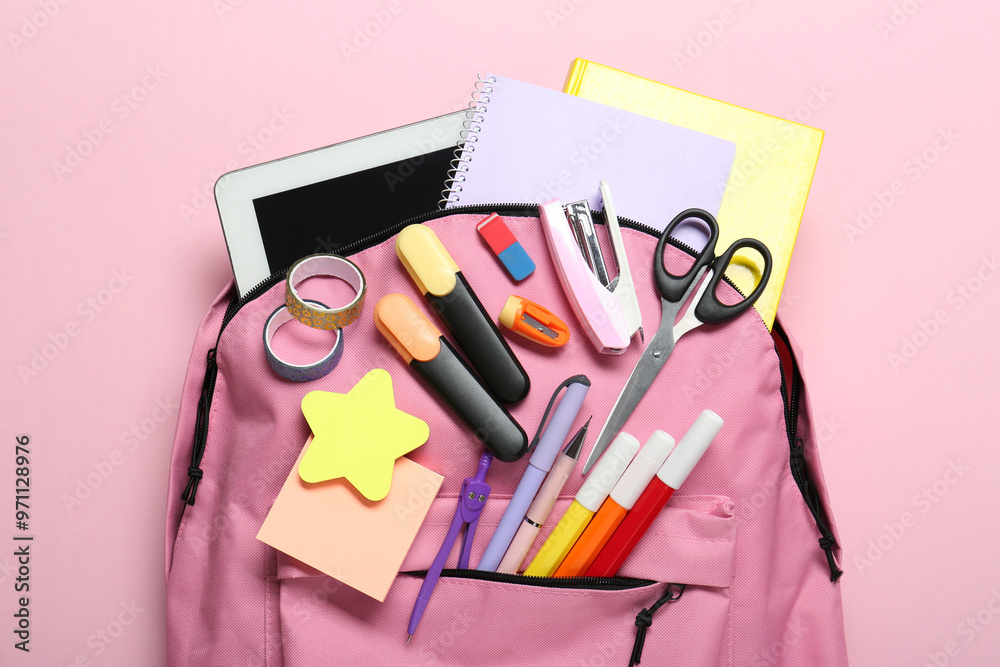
[164,206,847,666]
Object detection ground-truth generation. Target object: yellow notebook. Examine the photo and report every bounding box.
[564,59,824,329]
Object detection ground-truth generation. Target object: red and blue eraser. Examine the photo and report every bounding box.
[477,213,535,282]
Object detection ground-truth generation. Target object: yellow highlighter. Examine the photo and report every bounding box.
[396,224,529,404]
[523,432,640,577]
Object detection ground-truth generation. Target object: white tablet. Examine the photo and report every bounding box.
[216,110,466,297]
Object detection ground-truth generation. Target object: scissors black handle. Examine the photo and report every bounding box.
[694,237,773,324]
[654,208,720,303]
[655,208,774,325]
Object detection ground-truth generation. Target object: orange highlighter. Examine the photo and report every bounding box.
[553,430,675,577]
[374,293,528,462]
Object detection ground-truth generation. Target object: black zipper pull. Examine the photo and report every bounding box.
[819,534,842,581]
[774,323,844,583]
[791,438,843,581]
[629,583,685,666]
[182,347,217,505]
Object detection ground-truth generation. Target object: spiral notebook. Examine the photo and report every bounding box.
[441,74,736,229]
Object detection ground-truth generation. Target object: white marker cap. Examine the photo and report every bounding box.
[657,410,724,490]
[609,431,675,510]
[577,432,640,512]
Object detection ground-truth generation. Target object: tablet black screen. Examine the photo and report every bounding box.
[253,146,455,275]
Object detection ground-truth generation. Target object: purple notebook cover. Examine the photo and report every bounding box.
[444,74,736,232]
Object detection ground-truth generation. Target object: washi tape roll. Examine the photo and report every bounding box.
[285,254,366,330]
[264,300,345,382]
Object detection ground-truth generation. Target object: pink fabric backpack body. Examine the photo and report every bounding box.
[165,205,848,666]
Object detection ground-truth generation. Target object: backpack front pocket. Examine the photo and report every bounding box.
[275,493,735,666]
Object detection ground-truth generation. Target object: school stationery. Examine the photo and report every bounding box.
[498,295,570,347]
[408,452,493,640]
[598,180,642,342]
[441,74,735,227]
[256,436,443,602]
[284,254,366,330]
[585,208,773,473]
[374,293,528,462]
[563,58,824,329]
[396,223,529,404]
[297,369,429,501]
[263,299,345,382]
[538,180,645,355]
[523,431,640,577]
[587,411,723,578]
[496,419,587,574]
[168,207,847,666]
[564,199,609,285]
[261,253,366,381]
[477,376,591,571]
[477,213,535,281]
[540,198,630,354]
[217,110,465,297]
[554,430,674,577]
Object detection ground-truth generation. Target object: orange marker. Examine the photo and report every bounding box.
[553,430,674,577]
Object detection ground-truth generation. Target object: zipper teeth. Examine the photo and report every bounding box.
[217,203,713,336]
[215,204,545,338]
[401,568,655,591]
[788,366,802,436]
[776,350,794,451]
[214,203,676,339]
[774,324,801,452]
[790,439,806,484]
[773,322,841,579]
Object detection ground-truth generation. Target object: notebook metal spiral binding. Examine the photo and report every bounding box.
[438,74,496,208]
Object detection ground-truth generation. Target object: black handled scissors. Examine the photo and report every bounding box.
[583,208,773,473]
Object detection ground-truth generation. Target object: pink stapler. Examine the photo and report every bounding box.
[539,180,642,355]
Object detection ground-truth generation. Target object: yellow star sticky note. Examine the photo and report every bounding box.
[298,369,429,501]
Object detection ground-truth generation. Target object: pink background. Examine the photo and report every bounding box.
[1,1,997,665]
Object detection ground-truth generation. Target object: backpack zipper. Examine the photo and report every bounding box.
[179,347,216,505]
[631,582,686,667]
[402,567,683,666]
[401,568,655,591]
[773,323,843,581]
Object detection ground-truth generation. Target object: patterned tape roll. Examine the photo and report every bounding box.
[264,300,345,382]
[285,254,366,330]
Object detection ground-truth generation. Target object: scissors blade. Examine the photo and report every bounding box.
[582,267,708,474]
[583,318,676,474]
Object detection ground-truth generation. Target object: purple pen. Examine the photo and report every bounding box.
[476,375,591,572]
[496,419,588,574]
[407,452,492,641]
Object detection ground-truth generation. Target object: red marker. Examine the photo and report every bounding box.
[585,410,723,578]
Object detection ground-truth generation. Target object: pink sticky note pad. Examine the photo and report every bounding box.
[257,436,443,602]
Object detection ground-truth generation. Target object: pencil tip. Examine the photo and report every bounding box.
[406,634,412,644]
[564,418,591,459]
